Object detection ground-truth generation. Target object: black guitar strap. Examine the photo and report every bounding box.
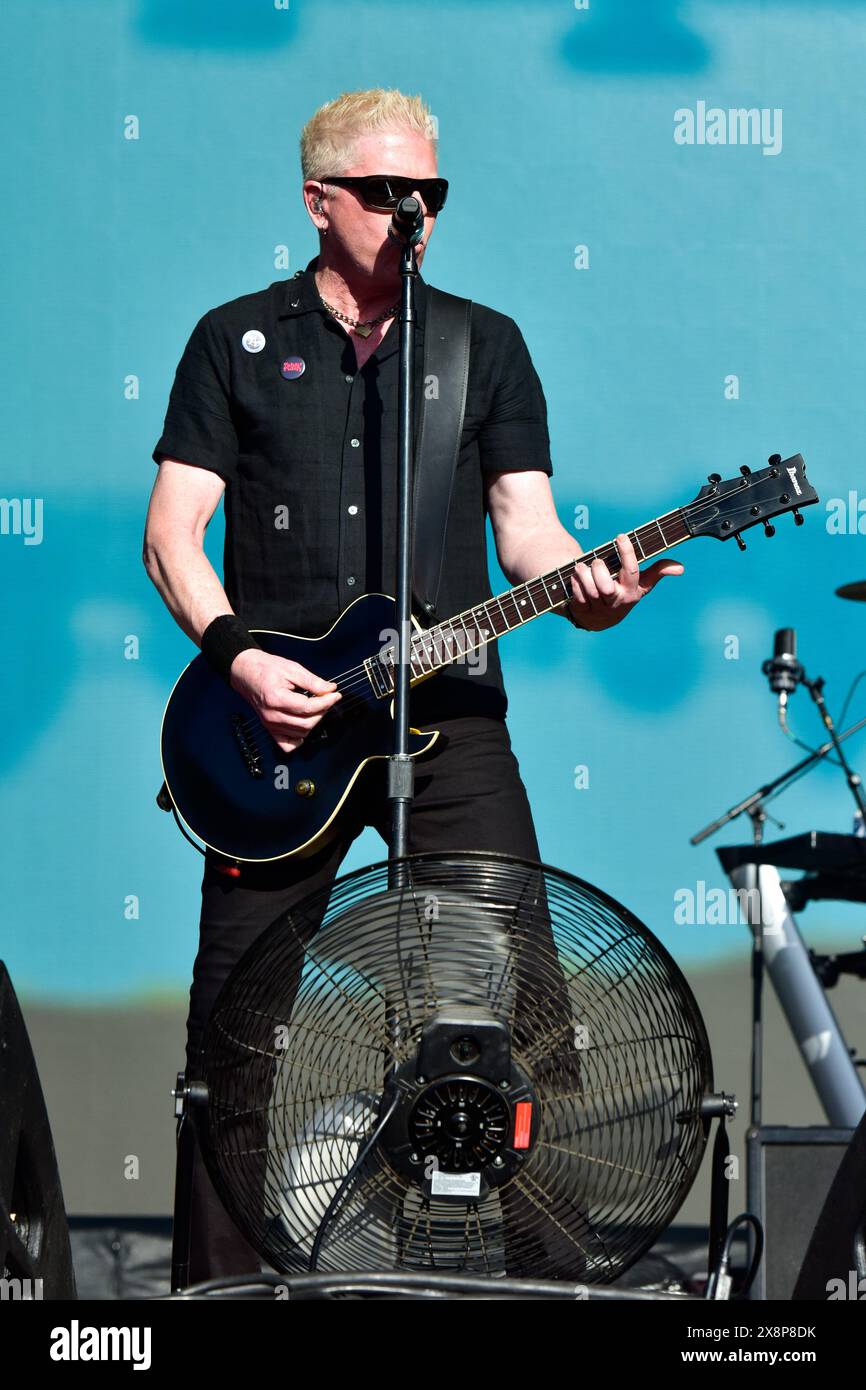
[411,286,473,620]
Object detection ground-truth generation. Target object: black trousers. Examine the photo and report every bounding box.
[182,715,564,1283]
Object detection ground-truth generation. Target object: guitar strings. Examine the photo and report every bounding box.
[312,533,665,695]
[315,520,684,693]
[268,483,804,702]
[312,521,760,695]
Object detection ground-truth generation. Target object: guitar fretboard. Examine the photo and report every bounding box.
[369,507,691,691]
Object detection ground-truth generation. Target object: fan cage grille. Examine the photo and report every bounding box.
[196,851,713,1282]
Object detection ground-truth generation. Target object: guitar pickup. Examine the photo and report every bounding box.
[364,654,393,699]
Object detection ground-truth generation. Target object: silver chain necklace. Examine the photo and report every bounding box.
[320,298,399,339]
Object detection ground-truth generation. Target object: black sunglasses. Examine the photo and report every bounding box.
[318,174,449,215]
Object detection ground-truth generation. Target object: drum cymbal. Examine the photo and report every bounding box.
[836,581,866,601]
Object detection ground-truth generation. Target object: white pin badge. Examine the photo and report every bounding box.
[242,329,266,354]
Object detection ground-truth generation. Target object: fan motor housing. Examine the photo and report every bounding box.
[380,1009,538,1200]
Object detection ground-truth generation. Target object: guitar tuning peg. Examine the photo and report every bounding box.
[735,534,747,551]
[707,472,721,485]
[740,465,752,477]
[763,520,776,537]
[768,453,782,465]
[793,508,804,526]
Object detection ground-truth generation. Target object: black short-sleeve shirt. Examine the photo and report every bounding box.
[153,257,553,722]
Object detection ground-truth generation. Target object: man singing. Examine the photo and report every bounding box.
[144,87,683,1281]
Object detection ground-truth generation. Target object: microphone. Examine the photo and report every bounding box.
[762,628,803,731]
[388,195,424,246]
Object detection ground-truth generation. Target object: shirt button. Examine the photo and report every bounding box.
[346,575,356,586]
[345,374,353,383]
[348,505,358,515]
[350,437,360,448]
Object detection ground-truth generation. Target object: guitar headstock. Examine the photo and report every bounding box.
[685,454,818,547]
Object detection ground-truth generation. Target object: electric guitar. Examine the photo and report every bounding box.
[159,454,817,863]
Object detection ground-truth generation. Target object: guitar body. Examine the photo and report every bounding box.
[160,593,439,862]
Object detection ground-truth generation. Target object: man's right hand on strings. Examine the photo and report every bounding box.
[230,650,341,754]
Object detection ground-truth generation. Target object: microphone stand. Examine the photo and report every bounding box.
[800,672,866,822]
[690,716,866,848]
[692,711,866,850]
[387,197,425,889]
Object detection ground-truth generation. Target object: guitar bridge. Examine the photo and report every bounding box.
[232,713,264,777]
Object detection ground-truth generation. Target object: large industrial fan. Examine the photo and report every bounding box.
[188,851,714,1283]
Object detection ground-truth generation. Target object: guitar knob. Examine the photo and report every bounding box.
[763,521,776,537]
[294,779,316,798]
[735,534,747,551]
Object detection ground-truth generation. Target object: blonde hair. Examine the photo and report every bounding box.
[300,89,438,180]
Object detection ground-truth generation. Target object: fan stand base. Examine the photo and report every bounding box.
[170,1075,195,1293]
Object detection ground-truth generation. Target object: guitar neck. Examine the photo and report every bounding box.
[399,506,692,684]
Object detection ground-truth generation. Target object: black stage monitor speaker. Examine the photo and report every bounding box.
[0,961,76,1298]
[746,1125,855,1300]
[792,1107,866,1301]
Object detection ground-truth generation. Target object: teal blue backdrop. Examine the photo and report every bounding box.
[3,0,866,1012]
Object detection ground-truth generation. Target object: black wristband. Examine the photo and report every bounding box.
[200,614,261,683]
